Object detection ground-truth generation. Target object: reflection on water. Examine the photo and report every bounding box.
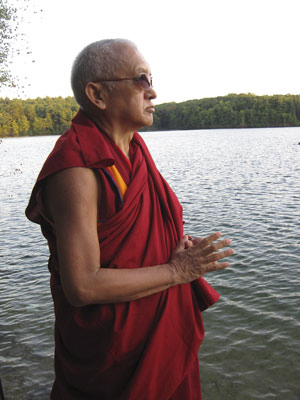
[1,128,300,399]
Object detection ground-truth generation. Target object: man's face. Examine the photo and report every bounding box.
[104,45,157,132]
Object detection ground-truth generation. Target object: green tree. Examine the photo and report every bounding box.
[17,114,29,135]
[11,119,19,136]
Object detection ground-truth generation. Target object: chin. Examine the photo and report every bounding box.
[143,115,154,127]
[133,115,153,131]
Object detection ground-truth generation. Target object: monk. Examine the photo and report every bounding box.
[26,39,234,400]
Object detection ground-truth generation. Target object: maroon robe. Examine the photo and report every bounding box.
[26,110,219,400]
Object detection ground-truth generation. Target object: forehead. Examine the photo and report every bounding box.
[115,44,150,75]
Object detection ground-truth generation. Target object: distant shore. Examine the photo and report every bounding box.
[1,93,300,138]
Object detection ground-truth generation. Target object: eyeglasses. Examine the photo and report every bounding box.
[96,73,153,90]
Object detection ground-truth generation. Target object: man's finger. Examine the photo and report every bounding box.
[195,232,222,249]
[204,248,234,264]
[205,261,231,273]
[200,238,232,256]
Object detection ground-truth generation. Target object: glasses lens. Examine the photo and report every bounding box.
[138,74,151,89]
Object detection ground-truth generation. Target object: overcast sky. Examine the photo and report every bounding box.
[2,0,300,104]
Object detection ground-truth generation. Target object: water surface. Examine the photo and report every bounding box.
[0,128,299,399]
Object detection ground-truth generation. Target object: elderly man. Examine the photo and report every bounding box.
[26,39,233,400]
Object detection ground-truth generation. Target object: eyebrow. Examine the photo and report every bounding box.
[135,67,151,74]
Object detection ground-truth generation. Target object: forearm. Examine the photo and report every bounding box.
[66,263,176,307]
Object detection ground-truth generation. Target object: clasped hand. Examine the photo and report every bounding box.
[169,232,234,285]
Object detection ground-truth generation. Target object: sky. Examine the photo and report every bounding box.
[2,0,300,105]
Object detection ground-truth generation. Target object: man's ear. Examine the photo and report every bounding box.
[85,82,107,110]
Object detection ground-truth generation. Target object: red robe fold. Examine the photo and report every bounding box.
[26,110,219,400]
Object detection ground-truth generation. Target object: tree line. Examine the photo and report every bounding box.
[0,96,78,136]
[1,93,300,137]
[146,93,300,131]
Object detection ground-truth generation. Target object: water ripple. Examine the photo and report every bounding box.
[1,130,300,399]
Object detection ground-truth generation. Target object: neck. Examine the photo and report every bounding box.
[90,114,134,160]
[109,131,133,160]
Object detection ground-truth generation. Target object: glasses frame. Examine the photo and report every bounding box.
[95,73,153,90]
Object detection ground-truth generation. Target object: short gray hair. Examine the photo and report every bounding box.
[71,39,137,111]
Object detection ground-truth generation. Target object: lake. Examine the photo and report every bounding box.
[0,127,300,399]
